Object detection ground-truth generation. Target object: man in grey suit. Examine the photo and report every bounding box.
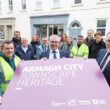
[97,32,110,86]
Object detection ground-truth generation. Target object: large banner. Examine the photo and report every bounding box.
[0,58,110,110]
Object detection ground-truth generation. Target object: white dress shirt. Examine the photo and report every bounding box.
[22,45,28,53]
[49,49,60,59]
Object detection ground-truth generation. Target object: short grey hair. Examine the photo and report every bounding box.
[87,29,94,33]
[50,34,61,42]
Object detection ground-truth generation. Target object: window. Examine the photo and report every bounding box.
[48,25,64,36]
[71,0,82,6]
[22,0,26,10]
[0,0,1,11]
[33,24,64,38]
[8,0,13,11]
[0,25,5,39]
[97,20,106,36]
[74,0,81,4]
[70,21,81,29]
[36,0,42,9]
[72,23,80,27]
[53,0,60,7]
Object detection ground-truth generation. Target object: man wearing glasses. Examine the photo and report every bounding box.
[97,32,110,86]
[41,35,69,59]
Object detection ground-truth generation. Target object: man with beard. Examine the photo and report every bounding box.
[30,35,41,59]
[84,29,94,48]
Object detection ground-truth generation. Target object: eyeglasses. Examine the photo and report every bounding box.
[106,40,110,43]
[50,41,59,43]
[42,40,47,41]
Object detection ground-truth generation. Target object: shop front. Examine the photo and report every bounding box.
[30,14,69,39]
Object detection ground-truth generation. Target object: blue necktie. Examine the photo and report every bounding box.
[52,50,57,59]
[44,46,46,51]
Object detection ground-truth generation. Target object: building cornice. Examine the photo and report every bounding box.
[30,13,69,18]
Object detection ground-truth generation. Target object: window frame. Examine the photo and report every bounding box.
[71,0,83,7]
[96,19,107,36]
[36,0,42,9]
[52,0,61,8]
[8,0,13,12]
[74,0,82,4]
[0,25,5,39]
[21,0,26,10]
[0,0,1,12]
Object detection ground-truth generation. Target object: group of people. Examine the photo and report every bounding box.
[9,30,106,60]
[59,30,106,59]
[0,29,110,104]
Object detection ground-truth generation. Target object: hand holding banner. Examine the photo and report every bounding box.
[0,96,2,105]
[0,58,110,110]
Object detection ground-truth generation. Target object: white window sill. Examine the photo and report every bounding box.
[0,38,5,40]
[7,11,13,14]
[71,3,83,7]
[51,6,61,9]
[34,8,43,11]
[19,10,27,13]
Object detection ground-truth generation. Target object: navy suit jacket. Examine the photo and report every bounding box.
[15,45,35,60]
[96,49,110,86]
[40,49,69,59]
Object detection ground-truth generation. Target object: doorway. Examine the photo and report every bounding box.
[69,20,82,44]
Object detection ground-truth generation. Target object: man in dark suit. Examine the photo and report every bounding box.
[15,37,34,60]
[97,32,110,86]
[12,31,21,48]
[41,35,69,59]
